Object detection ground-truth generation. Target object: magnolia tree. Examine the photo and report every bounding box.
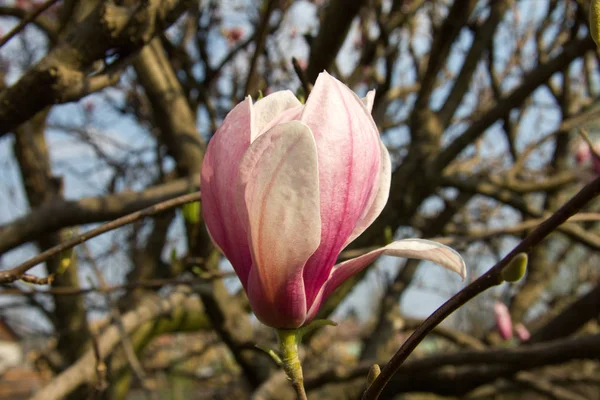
[0,0,599,399]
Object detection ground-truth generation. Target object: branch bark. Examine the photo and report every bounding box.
[0,0,193,135]
[0,175,200,254]
[30,288,209,400]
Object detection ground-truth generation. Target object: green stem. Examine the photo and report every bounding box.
[277,329,307,400]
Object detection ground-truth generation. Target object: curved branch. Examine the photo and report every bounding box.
[0,175,200,254]
[0,191,201,284]
[363,176,600,399]
[0,5,58,43]
[305,334,600,397]
[436,35,595,171]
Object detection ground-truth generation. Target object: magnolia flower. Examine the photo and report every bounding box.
[201,72,466,329]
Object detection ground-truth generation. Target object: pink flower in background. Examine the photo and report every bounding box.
[575,141,600,175]
[515,323,530,342]
[289,27,298,39]
[83,101,95,115]
[494,301,513,340]
[493,302,531,342]
[295,59,307,70]
[16,0,32,10]
[201,72,466,329]
[223,27,244,45]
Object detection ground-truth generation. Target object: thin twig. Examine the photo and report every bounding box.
[362,176,600,399]
[243,0,277,96]
[0,0,60,48]
[20,273,54,285]
[292,57,313,98]
[88,325,108,400]
[0,273,233,296]
[514,371,589,400]
[82,244,157,400]
[0,191,201,284]
[434,212,600,246]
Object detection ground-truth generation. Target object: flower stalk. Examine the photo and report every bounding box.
[277,329,307,400]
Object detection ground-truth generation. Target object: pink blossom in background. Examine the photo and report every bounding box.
[83,101,95,115]
[289,27,298,39]
[515,323,530,342]
[223,27,244,45]
[295,59,307,70]
[494,301,513,340]
[16,0,32,10]
[201,72,466,329]
[575,141,600,175]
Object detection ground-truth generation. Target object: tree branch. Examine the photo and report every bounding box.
[0,175,199,254]
[30,287,209,400]
[363,176,600,399]
[0,0,194,135]
[0,191,201,284]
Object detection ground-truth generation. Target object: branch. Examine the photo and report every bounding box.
[442,175,600,251]
[133,38,205,176]
[0,4,58,43]
[306,334,600,397]
[411,0,477,114]
[0,175,199,254]
[0,273,233,297]
[436,35,595,170]
[363,176,600,399]
[0,192,201,284]
[243,0,278,96]
[440,213,600,245]
[30,288,209,400]
[530,283,600,343]
[305,0,367,82]
[438,1,505,125]
[0,0,194,135]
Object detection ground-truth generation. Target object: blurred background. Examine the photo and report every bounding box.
[0,0,599,399]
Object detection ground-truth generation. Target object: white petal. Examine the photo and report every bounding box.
[362,90,376,113]
[343,140,391,248]
[237,120,321,305]
[251,91,303,142]
[321,239,466,300]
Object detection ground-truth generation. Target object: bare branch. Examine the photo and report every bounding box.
[0,191,201,284]
[0,175,200,254]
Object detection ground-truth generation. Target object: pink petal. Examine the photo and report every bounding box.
[251,90,302,141]
[300,72,382,309]
[237,121,321,328]
[320,239,467,303]
[575,143,591,164]
[201,97,254,286]
[343,140,391,248]
[494,302,513,340]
